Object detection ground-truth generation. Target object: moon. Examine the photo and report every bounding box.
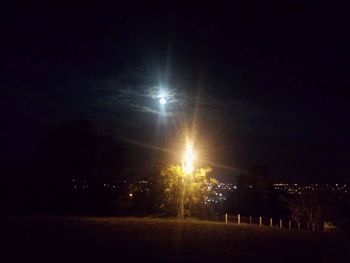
[159,97,167,105]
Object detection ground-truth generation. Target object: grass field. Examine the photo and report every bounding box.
[1,216,349,262]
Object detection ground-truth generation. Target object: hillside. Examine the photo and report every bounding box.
[1,216,349,262]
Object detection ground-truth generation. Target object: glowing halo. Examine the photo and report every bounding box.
[159,97,167,105]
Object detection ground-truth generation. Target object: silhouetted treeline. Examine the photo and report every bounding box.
[223,165,288,218]
[0,120,164,215]
[1,121,349,233]
[222,165,350,233]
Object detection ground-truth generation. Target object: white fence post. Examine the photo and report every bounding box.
[238,214,241,224]
[249,216,252,224]
[289,220,291,229]
[279,219,282,228]
[270,218,273,227]
[259,217,262,226]
[225,213,228,224]
[297,221,300,230]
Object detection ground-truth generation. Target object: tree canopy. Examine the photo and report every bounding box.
[160,164,218,218]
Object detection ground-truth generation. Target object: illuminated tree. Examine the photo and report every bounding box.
[160,164,218,217]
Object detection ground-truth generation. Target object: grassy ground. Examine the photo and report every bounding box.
[0,216,349,262]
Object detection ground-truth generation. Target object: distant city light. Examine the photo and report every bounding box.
[273,183,349,195]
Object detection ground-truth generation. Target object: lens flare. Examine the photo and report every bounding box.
[182,141,195,174]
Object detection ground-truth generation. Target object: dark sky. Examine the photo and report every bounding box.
[1,2,349,183]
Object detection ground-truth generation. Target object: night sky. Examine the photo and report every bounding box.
[1,2,349,183]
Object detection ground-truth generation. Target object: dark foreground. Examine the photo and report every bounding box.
[0,216,349,262]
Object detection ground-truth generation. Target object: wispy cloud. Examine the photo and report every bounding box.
[86,74,302,142]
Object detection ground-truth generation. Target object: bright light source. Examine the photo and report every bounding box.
[129,193,133,197]
[182,141,195,175]
[159,97,167,105]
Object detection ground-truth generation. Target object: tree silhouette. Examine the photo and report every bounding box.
[37,120,132,213]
